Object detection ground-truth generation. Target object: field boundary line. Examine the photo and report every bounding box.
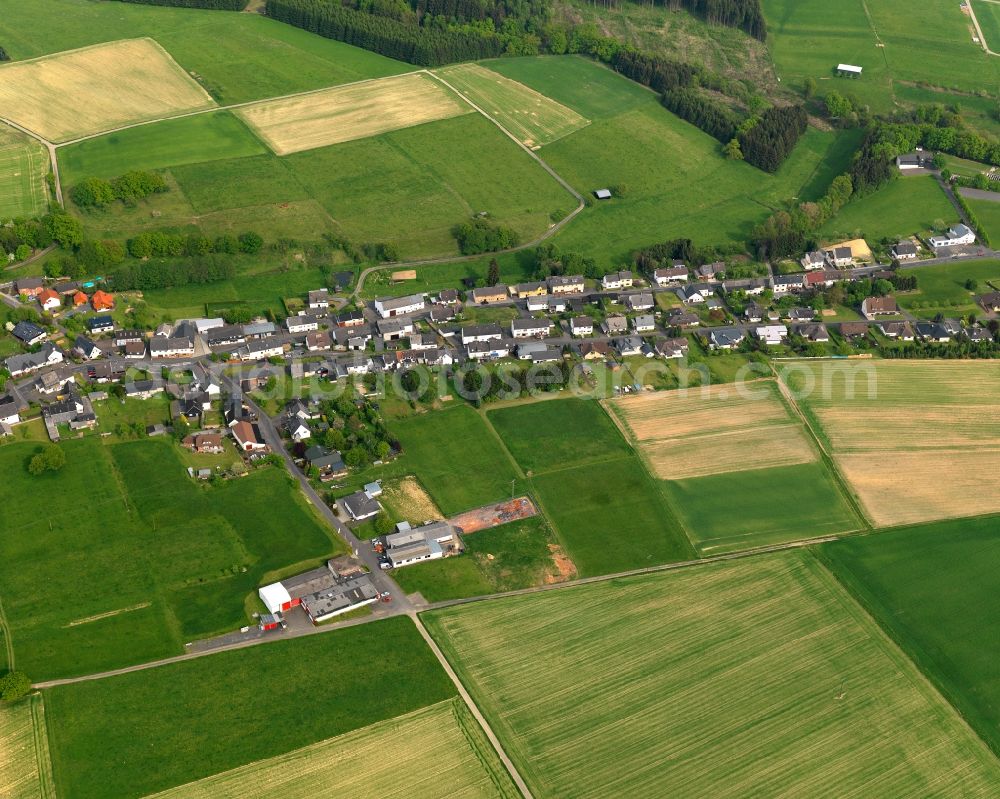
[29,693,56,799]
[476,407,526,480]
[770,366,873,530]
[0,594,14,671]
[809,550,1000,765]
[409,612,534,799]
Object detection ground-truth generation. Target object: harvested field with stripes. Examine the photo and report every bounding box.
[0,125,48,218]
[0,695,54,799]
[435,63,589,148]
[236,73,471,155]
[426,551,1000,798]
[145,699,518,799]
[0,39,215,142]
[610,382,816,479]
[785,361,1000,525]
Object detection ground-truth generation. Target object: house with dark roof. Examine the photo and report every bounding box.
[11,320,46,346]
[892,241,918,260]
[342,490,381,521]
[87,315,115,335]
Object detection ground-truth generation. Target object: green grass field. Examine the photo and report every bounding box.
[486,398,631,474]
[666,462,863,554]
[392,516,567,601]
[819,174,955,242]
[0,124,49,218]
[146,698,518,799]
[820,514,1000,756]
[530,457,694,575]
[425,550,1000,797]
[486,57,860,264]
[44,616,456,799]
[0,1,411,104]
[65,111,572,259]
[898,257,1000,318]
[0,436,343,680]
[976,0,1000,53]
[58,111,267,185]
[967,196,1000,244]
[391,405,521,515]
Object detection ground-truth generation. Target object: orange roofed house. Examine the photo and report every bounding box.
[37,288,61,312]
[91,290,115,312]
[72,291,89,307]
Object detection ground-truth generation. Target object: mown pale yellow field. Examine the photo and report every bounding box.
[0,39,215,143]
[785,361,1000,525]
[611,381,816,479]
[236,72,471,155]
[434,64,589,148]
[144,699,518,799]
[0,125,49,218]
[426,551,1000,798]
[0,695,54,799]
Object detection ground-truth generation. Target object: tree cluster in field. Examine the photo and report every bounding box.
[661,88,738,143]
[0,212,86,264]
[28,444,66,476]
[126,230,262,260]
[453,217,518,254]
[109,0,245,9]
[675,0,766,40]
[458,358,573,405]
[105,254,239,291]
[611,50,698,93]
[323,233,399,264]
[954,190,991,248]
[0,671,30,702]
[737,105,808,172]
[70,170,167,209]
[315,396,394,468]
[532,242,600,279]
[631,236,744,272]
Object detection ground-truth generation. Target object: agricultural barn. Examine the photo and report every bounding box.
[385,521,457,568]
[258,562,378,623]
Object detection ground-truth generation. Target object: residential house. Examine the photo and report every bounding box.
[231,420,267,452]
[879,321,915,340]
[466,340,510,360]
[436,289,460,304]
[578,341,610,360]
[378,318,413,342]
[625,293,654,312]
[90,290,115,311]
[73,335,102,360]
[285,416,311,442]
[239,337,284,361]
[374,293,425,318]
[306,331,332,352]
[14,277,45,297]
[915,321,954,343]
[978,291,1000,313]
[929,224,976,249]
[87,361,125,384]
[603,315,628,335]
[708,327,745,350]
[513,282,546,298]
[677,284,711,304]
[11,320,46,346]
[37,288,61,311]
[744,303,764,323]
[824,246,853,268]
[307,289,330,310]
[601,270,634,290]
[334,326,371,351]
[515,341,550,361]
[286,315,319,334]
[547,275,585,294]
[839,322,870,339]
[656,337,689,359]
[87,315,115,335]
[801,251,827,270]
[772,274,804,294]
[966,326,992,342]
[333,310,365,328]
[696,261,725,280]
[36,367,74,396]
[206,325,245,347]
[342,490,381,521]
[804,271,837,290]
[795,323,830,342]
[150,336,195,358]
[71,291,88,307]
[511,318,551,339]
[336,355,372,376]
[461,323,503,345]
[569,315,594,337]
[896,151,931,170]
[666,309,700,328]
[861,296,898,319]
[0,396,21,426]
[183,433,224,454]
[468,285,509,304]
[114,330,144,347]
[6,344,63,377]
[786,307,815,322]
[409,332,437,350]
[304,445,347,478]
[124,380,164,400]
[123,340,146,359]
[653,266,688,286]
[755,325,787,346]
[527,295,565,313]
[632,314,655,333]
[892,241,919,260]
[613,336,644,357]
[428,305,456,323]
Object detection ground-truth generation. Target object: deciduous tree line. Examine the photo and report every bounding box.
[110,0,245,9]
[70,170,168,209]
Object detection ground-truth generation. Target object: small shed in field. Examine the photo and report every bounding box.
[836,64,862,77]
[593,188,612,200]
